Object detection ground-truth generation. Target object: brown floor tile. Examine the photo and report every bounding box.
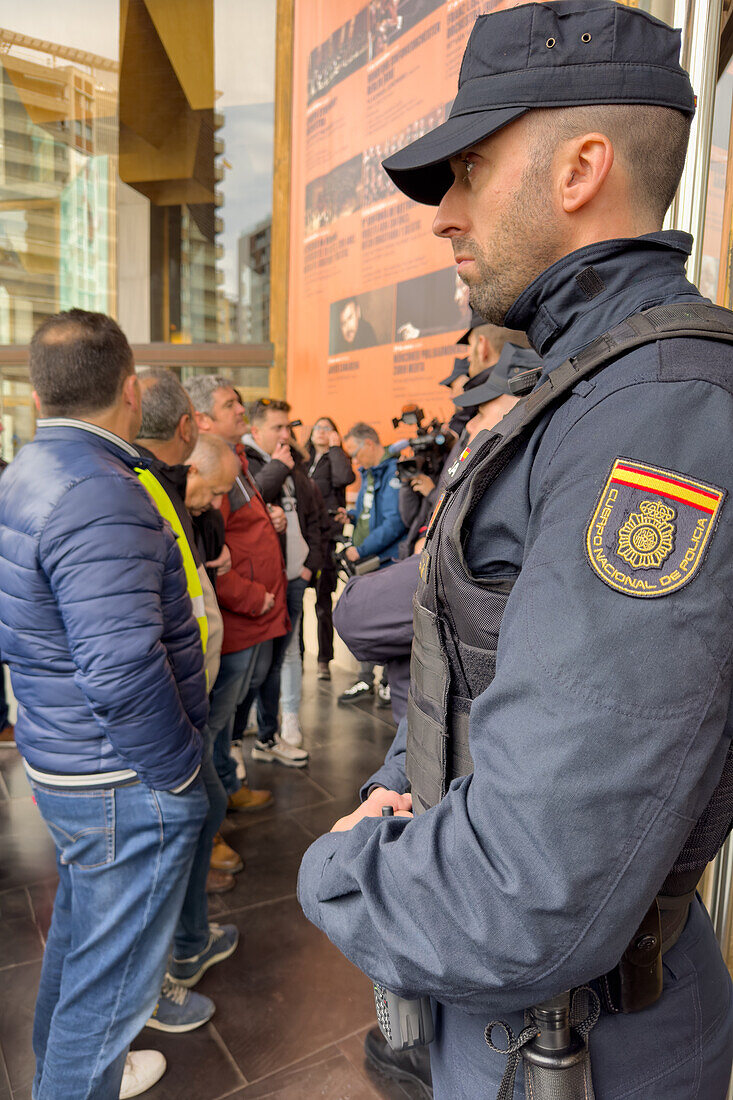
[130,1024,245,1099]
[0,799,57,894]
[26,880,59,942]
[0,960,39,1094]
[289,796,359,840]
[207,815,313,918]
[199,897,377,1082]
[231,1051,383,1099]
[241,760,334,815]
[0,888,44,971]
[304,738,394,802]
[0,755,31,800]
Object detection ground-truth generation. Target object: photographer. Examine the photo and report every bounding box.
[335,423,406,705]
[306,417,355,680]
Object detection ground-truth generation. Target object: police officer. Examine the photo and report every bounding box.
[298,3,733,1097]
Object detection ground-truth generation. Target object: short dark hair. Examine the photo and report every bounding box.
[29,309,133,418]
[527,104,691,223]
[249,397,290,426]
[138,369,191,440]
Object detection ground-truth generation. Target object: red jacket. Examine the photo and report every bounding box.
[216,451,289,654]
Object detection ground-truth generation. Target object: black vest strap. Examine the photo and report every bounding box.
[442,301,733,501]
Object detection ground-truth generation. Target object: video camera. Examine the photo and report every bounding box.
[333,538,381,581]
[391,404,453,485]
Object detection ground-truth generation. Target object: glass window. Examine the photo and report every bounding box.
[0,1,276,455]
[700,53,733,304]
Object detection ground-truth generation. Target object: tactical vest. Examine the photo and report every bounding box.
[406,304,733,966]
[135,467,209,664]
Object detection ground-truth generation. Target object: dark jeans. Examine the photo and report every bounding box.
[30,777,208,1100]
[236,578,308,745]
[173,733,228,957]
[0,664,8,729]
[210,645,260,796]
[315,558,338,664]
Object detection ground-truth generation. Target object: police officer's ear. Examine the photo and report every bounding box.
[558,132,614,214]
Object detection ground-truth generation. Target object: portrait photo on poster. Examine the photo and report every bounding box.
[329,287,396,355]
[395,266,471,342]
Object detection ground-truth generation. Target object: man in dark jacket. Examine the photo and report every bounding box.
[0,310,211,1099]
[306,418,356,679]
[136,373,253,1033]
[240,398,323,758]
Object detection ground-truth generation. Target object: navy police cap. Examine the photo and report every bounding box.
[456,308,486,345]
[383,1,695,205]
[440,356,470,387]
[454,344,542,407]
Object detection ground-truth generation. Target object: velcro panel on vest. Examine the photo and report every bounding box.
[406,599,451,814]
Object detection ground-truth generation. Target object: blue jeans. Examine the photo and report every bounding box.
[30,777,208,1100]
[210,645,259,796]
[240,578,307,744]
[173,735,228,958]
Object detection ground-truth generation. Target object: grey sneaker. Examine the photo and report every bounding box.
[251,736,309,768]
[169,923,240,988]
[146,974,215,1032]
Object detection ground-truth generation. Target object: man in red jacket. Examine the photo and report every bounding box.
[185,376,292,806]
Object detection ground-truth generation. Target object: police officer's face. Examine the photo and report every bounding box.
[432,116,563,325]
[466,392,519,440]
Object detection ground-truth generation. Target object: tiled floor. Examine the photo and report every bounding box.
[0,662,425,1099]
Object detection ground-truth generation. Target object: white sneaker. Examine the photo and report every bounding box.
[251,735,309,768]
[119,1050,166,1098]
[280,712,303,747]
[230,739,247,781]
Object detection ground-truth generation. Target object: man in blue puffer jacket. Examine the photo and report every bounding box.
[0,310,212,1100]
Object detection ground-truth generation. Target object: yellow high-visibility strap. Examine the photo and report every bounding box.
[135,468,209,662]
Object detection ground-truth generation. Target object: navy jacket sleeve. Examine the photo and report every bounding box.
[358,716,409,801]
[40,475,206,790]
[357,462,407,559]
[298,369,733,1014]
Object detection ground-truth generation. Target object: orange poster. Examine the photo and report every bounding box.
[287,0,503,442]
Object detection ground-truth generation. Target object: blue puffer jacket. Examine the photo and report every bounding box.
[348,453,406,563]
[0,420,206,790]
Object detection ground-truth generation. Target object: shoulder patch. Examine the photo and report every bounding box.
[585,458,726,598]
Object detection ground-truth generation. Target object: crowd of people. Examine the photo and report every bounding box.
[0,301,536,1099]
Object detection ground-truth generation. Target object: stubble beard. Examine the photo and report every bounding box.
[459,161,561,326]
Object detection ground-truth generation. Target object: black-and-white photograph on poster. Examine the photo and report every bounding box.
[308,9,369,103]
[329,286,395,354]
[394,266,471,341]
